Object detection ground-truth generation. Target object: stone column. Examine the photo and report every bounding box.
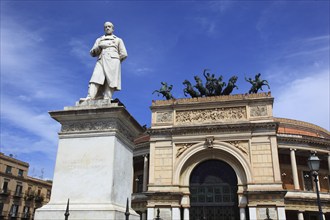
[290,148,300,190]
[328,153,330,174]
[143,154,149,192]
[183,208,189,220]
[172,207,180,220]
[298,211,304,220]
[239,207,246,220]
[142,211,147,220]
[147,208,154,220]
[249,207,257,220]
[277,207,286,220]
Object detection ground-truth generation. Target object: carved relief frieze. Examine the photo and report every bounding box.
[227,141,249,156]
[156,111,173,123]
[175,143,196,157]
[176,107,246,124]
[61,120,134,140]
[62,121,116,132]
[250,105,268,117]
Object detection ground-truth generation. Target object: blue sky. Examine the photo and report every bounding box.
[1,1,329,180]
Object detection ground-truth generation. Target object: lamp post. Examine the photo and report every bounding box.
[307,152,323,220]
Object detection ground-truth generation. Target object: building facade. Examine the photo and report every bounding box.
[0,153,52,220]
[132,93,330,220]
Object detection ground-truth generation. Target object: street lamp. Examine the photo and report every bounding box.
[307,152,323,220]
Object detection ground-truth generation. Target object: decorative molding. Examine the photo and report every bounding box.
[277,135,330,147]
[62,121,116,132]
[274,117,330,136]
[205,136,214,148]
[227,141,249,155]
[61,120,134,141]
[149,122,278,136]
[152,92,272,106]
[175,143,196,157]
[250,105,268,117]
[176,107,246,124]
[156,112,173,123]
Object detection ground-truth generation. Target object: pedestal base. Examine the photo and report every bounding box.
[35,203,140,220]
[35,100,143,220]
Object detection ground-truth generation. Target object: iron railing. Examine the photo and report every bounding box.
[63,198,162,220]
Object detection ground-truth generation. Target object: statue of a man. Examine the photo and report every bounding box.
[86,21,127,100]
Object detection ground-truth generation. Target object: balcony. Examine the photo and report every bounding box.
[0,189,11,196]
[21,212,31,219]
[24,191,35,201]
[0,211,9,217]
[34,194,44,203]
[13,191,23,199]
[8,212,20,218]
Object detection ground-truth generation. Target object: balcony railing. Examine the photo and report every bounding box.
[0,189,11,196]
[9,212,20,218]
[0,211,8,217]
[24,190,35,201]
[21,212,31,219]
[13,191,23,198]
[35,194,45,203]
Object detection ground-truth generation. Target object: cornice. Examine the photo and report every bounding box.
[149,121,278,136]
[277,134,330,147]
[151,93,273,112]
[0,153,29,167]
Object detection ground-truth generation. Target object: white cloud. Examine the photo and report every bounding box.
[1,97,60,143]
[273,70,329,130]
[193,17,217,36]
[207,1,234,13]
[69,38,93,68]
[0,131,57,157]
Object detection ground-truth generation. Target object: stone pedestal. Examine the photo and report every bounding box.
[34,100,144,220]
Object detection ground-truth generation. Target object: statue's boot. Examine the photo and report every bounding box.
[86,83,101,100]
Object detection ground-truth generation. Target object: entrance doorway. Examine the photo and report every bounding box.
[189,160,239,220]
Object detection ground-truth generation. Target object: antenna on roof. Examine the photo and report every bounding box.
[40,168,44,179]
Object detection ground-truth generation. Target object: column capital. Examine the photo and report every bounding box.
[290,148,296,151]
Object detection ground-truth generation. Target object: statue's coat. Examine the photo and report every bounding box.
[89,35,127,91]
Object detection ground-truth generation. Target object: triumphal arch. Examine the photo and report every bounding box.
[146,92,285,220]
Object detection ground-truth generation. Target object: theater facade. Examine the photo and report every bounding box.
[132,93,330,220]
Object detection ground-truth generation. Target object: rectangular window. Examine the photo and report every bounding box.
[46,189,51,199]
[10,204,19,217]
[5,165,12,174]
[137,174,143,193]
[303,171,313,191]
[23,206,30,218]
[18,169,24,177]
[15,184,23,197]
[1,181,9,194]
[0,203,4,214]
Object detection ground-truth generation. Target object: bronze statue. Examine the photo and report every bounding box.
[245,73,270,94]
[222,76,238,95]
[214,75,226,96]
[194,76,208,97]
[152,82,174,100]
[203,69,216,96]
[183,80,200,98]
